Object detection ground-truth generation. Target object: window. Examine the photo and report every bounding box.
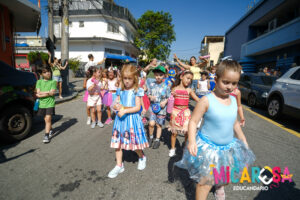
[125,52,129,56]
[268,18,277,32]
[105,48,122,55]
[210,60,214,66]
[290,69,300,80]
[79,21,84,27]
[69,21,72,27]
[107,23,119,33]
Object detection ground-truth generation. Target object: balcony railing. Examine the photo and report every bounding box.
[53,1,138,29]
[241,17,300,57]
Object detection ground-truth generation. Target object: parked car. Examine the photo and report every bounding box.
[238,73,277,107]
[267,66,300,119]
[0,61,37,141]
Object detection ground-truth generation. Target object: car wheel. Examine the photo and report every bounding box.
[0,105,32,141]
[247,94,256,107]
[267,97,282,119]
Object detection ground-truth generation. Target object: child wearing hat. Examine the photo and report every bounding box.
[147,66,171,149]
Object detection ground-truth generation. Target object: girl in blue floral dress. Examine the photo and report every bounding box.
[108,64,149,179]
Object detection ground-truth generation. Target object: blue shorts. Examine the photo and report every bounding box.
[149,113,166,126]
[191,80,198,91]
[53,76,62,82]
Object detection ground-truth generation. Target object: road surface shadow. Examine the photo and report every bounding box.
[51,117,78,139]
[254,180,300,200]
[0,142,38,164]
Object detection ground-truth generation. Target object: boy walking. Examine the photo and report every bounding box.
[147,66,170,149]
[36,67,57,143]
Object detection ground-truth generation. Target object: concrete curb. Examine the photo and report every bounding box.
[55,90,79,104]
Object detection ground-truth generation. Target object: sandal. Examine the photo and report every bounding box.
[214,186,225,200]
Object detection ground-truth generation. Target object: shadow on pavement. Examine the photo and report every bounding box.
[254,180,300,200]
[51,117,78,139]
[0,142,38,164]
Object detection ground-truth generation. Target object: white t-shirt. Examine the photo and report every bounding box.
[198,80,209,92]
[108,79,118,91]
[85,61,98,72]
[86,78,102,95]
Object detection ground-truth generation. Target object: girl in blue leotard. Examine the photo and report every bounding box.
[175,60,255,200]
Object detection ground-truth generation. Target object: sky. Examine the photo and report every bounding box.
[22,0,257,60]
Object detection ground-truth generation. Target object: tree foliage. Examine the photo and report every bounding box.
[135,10,175,61]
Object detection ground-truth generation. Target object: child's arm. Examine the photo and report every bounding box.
[47,52,53,66]
[207,80,211,90]
[234,120,248,147]
[197,81,200,89]
[236,89,245,127]
[189,88,200,102]
[83,78,87,89]
[187,96,209,156]
[118,96,141,117]
[59,61,68,70]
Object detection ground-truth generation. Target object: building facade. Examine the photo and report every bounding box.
[224,0,300,73]
[53,0,139,66]
[0,0,40,67]
[200,36,225,66]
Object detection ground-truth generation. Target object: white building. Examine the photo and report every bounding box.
[200,36,225,66]
[53,0,139,65]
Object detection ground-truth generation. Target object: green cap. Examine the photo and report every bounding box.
[153,65,166,74]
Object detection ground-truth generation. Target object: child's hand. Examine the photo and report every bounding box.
[188,141,197,157]
[240,119,245,127]
[49,91,55,96]
[113,103,121,111]
[117,109,126,118]
[142,109,146,116]
[160,101,167,108]
[242,139,249,148]
[149,95,156,102]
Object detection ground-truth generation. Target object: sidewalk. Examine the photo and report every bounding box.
[55,77,84,104]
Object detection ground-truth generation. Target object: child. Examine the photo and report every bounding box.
[230,88,245,127]
[104,67,119,125]
[209,65,217,91]
[147,65,171,149]
[138,68,150,124]
[108,64,149,178]
[175,60,255,200]
[197,71,211,98]
[86,67,104,128]
[48,52,68,99]
[169,70,199,157]
[83,68,92,125]
[36,66,57,143]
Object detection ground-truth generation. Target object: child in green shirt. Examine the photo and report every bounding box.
[36,67,57,143]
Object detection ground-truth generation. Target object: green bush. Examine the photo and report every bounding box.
[68,57,81,73]
[27,51,49,64]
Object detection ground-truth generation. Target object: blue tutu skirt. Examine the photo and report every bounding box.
[175,133,255,185]
[111,112,149,150]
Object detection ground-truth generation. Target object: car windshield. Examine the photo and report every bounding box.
[252,75,277,86]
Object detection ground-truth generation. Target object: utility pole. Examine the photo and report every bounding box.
[61,0,69,95]
[48,0,53,41]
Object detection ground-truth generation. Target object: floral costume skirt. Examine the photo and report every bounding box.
[111,112,149,150]
[169,106,191,134]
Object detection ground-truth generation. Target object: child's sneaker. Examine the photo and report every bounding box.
[137,156,147,170]
[169,149,176,157]
[91,122,96,129]
[108,164,125,178]
[97,121,104,128]
[152,139,160,149]
[43,134,50,143]
[49,130,54,138]
[86,117,91,125]
[105,118,113,125]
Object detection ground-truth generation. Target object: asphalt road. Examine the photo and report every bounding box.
[1,90,300,200]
